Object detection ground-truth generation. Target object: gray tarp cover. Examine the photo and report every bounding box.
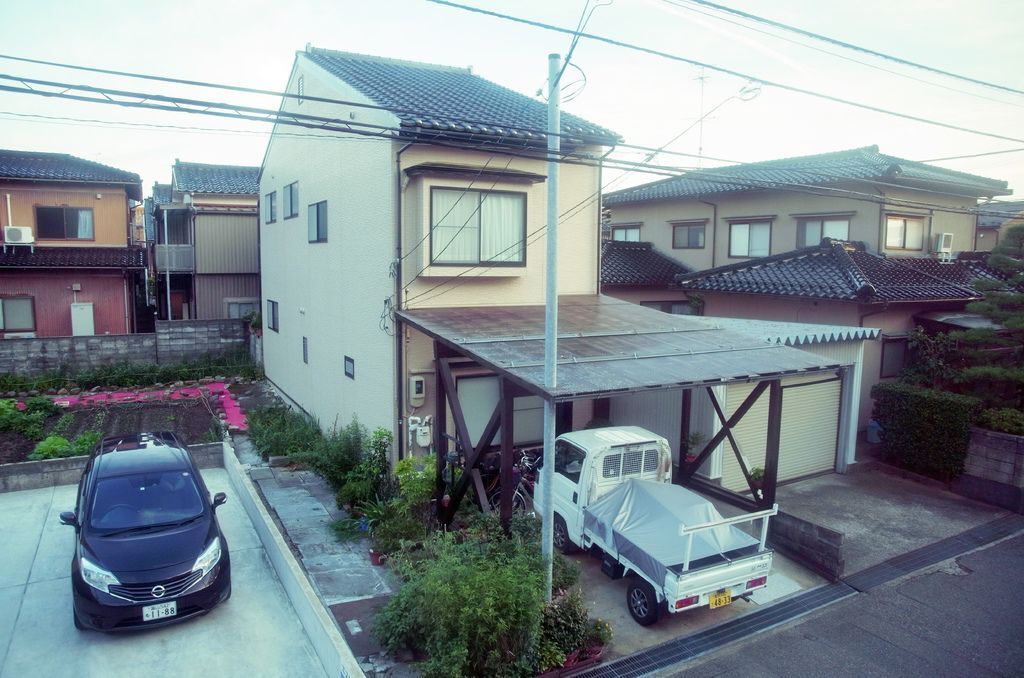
[583,479,758,587]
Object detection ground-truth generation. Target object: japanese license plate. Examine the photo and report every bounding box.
[709,589,732,609]
[142,600,177,622]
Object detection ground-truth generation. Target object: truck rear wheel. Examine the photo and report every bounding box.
[553,514,578,554]
[627,577,660,626]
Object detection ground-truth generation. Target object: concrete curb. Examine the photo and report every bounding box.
[221,441,365,678]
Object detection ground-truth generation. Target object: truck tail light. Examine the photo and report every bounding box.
[675,595,699,609]
[746,576,767,589]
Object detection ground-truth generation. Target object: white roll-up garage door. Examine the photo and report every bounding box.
[721,374,840,492]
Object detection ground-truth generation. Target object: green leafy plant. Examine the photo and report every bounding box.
[588,617,613,647]
[337,427,394,507]
[978,408,1024,436]
[539,589,589,665]
[749,466,765,482]
[23,396,59,416]
[871,381,981,480]
[71,431,101,456]
[29,435,72,460]
[50,412,74,437]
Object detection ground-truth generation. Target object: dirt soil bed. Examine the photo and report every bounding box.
[0,400,220,465]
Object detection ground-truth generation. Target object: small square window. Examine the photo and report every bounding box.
[611,225,641,242]
[729,221,771,257]
[0,297,35,331]
[885,215,924,250]
[344,356,355,380]
[880,336,908,378]
[797,217,849,247]
[672,222,705,249]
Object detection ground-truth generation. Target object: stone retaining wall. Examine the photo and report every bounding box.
[952,427,1024,513]
[768,510,846,580]
[0,320,246,377]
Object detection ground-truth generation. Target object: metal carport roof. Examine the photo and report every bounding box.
[397,295,841,401]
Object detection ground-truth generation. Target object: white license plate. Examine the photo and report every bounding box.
[142,600,177,622]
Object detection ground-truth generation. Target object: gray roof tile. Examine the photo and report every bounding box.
[606,146,1010,205]
[0,246,146,269]
[0,149,141,200]
[601,241,691,286]
[976,200,1024,230]
[304,48,618,146]
[675,239,981,303]
[173,162,259,195]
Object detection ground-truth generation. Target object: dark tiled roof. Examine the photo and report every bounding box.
[0,149,142,200]
[601,241,691,286]
[173,162,259,195]
[303,48,618,146]
[152,183,172,205]
[605,146,1010,205]
[0,246,146,269]
[895,252,1020,290]
[976,200,1024,230]
[675,239,980,303]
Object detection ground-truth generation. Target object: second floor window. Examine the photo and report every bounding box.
[431,188,525,265]
[36,207,93,240]
[611,225,641,242]
[0,296,35,332]
[267,300,279,332]
[672,222,705,249]
[885,215,924,250]
[729,221,771,257]
[284,182,299,219]
[798,217,849,247]
[308,201,328,243]
[264,191,277,224]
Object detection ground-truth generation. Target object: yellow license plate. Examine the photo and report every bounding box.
[709,590,732,609]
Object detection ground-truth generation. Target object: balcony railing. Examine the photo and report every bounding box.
[156,244,194,272]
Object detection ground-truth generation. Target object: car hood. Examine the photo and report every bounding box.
[82,518,215,576]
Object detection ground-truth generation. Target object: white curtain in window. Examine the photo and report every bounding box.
[432,190,480,263]
[802,220,822,247]
[885,217,904,248]
[730,223,750,256]
[749,223,770,256]
[905,219,924,249]
[2,299,34,330]
[75,210,94,239]
[480,193,523,262]
[822,219,849,241]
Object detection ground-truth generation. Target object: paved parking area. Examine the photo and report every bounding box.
[0,469,326,678]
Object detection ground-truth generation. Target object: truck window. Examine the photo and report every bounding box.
[555,441,585,484]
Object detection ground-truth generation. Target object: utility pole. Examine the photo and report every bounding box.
[541,52,561,602]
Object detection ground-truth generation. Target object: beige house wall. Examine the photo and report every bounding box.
[0,182,130,246]
[607,182,981,272]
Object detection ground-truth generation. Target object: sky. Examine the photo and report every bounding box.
[0,0,1021,202]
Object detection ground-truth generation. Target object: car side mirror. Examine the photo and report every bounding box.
[212,492,227,509]
[59,511,78,527]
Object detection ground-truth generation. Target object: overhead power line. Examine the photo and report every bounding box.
[669,0,1024,97]
[423,0,1024,145]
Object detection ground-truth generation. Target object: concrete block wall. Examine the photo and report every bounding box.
[768,511,846,580]
[0,320,247,378]
[952,428,1024,513]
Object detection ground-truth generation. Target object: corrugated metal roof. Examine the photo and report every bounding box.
[398,295,840,400]
[700,317,881,347]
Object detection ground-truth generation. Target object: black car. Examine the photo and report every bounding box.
[60,432,231,631]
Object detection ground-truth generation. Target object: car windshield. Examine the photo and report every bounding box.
[90,470,204,531]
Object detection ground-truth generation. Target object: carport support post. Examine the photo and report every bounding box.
[762,379,782,508]
[540,51,562,602]
[500,378,515,526]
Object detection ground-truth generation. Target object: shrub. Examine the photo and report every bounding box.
[72,431,102,456]
[0,408,46,441]
[395,453,436,508]
[588,618,613,647]
[539,590,589,663]
[871,382,981,480]
[297,419,364,491]
[374,531,546,678]
[337,427,394,507]
[24,396,59,416]
[247,406,322,461]
[29,436,72,460]
[978,408,1024,436]
[51,412,74,437]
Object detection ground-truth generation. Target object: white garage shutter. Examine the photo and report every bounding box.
[721,375,840,491]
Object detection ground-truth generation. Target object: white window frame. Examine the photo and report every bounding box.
[284,182,299,219]
[885,215,925,250]
[430,187,527,266]
[224,297,260,320]
[0,296,35,331]
[611,224,641,242]
[797,216,850,247]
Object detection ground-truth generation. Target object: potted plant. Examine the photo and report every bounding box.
[749,467,765,497]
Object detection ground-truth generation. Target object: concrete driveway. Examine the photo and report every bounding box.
[0,469,326,678]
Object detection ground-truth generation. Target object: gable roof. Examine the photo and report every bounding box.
[152,183,172,205]
[601,240,691,286]
[172,161,259,195]
[302,47,618,147]
[976,200,1024,230]
[0,149,142,200]
[605,146,1010,205]
[0,246,146,269]
[675,239,980,304]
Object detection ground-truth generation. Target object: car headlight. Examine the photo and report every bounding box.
[81,556,120,593]
[192,536,222,576]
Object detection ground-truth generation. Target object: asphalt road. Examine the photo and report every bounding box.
[667,532,1024,678]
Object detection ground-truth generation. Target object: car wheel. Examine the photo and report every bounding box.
[627,577,660,626]
[73,608,85,631]
[553,514,578,554]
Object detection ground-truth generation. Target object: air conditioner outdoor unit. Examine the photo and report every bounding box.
[934,232,954,263]
[4,226,34,244]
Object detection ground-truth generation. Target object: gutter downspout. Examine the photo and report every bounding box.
[698,198,718,268]
[395,142,413,460]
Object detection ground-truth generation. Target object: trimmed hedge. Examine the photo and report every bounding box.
[871,382,981,480]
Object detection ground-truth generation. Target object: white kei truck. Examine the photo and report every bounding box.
[535,426,778,625]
